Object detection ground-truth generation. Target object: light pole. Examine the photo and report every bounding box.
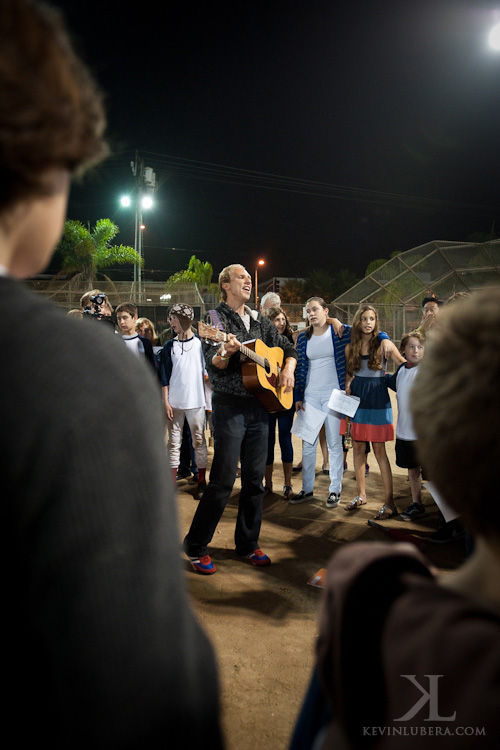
[120,193,153,303]
[120,154,157,304]
[255,259,265,308]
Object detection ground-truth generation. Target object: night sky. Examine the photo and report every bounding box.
[51,0,500,282]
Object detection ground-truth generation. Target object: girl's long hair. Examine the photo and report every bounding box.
[346,304,382,377]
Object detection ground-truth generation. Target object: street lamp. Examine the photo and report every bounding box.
[255,259,265,308]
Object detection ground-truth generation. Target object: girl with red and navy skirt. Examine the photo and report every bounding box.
[340,304,405,519]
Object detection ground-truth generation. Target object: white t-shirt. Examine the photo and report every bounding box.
[305,328,339,394]
[395,365,419,441]
[168,337,205,409]
[122,334,145,357]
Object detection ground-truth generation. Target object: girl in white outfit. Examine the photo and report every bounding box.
[291,298,344,508]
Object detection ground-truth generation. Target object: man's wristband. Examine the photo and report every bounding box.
[216,347,229,361]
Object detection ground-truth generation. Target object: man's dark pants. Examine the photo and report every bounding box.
[184,396,269,557]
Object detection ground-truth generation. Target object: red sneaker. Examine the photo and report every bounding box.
[243,549,271,567]
[188,554,216,574]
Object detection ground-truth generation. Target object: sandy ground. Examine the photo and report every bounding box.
[174,393,465,750]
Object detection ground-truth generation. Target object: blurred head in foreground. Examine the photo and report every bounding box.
[0,0,107,278]
[412,288,500,546]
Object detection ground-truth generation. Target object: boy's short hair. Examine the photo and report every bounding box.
[0,0,107,213]
[115,302,138,318]
[399,330,425,355]
[411,289,500,541]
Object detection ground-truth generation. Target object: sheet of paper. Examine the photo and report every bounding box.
[307,568,327,589]
[422,481,459,523]
[327,388,360,417]
[291,402,327,444]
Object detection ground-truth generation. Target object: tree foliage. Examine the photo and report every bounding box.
[280,278,306,303]
[332,268,357,297]
[304,269,336,301]
[55,218,142,287]
[280,267,359,304]
[166,254,219,294]
[365,258,387,276]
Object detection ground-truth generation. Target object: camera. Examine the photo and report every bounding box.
[83,293,115,327]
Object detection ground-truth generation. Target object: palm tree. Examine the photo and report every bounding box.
[52,219,143,305]
[332,268,358,298]
[304,269,336,302]
[280,278,306,303]
[166,254,219,296]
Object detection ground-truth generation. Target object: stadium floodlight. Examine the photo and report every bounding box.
[489,23,500,50]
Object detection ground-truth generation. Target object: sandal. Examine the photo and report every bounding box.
[264,484,273,497]
[283,485,293,500]
[373,504,397,520]
[345,496,367,511]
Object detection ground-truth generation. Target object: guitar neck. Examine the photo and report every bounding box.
[199,322,267,370]
[224,335,267,370]
[239,341,266,369]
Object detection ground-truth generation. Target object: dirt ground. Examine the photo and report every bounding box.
[174,394,466,750]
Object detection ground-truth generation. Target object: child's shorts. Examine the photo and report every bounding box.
[395,438,420,469]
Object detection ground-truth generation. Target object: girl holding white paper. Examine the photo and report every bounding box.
[291,298,346,508]
[342,304,405,518]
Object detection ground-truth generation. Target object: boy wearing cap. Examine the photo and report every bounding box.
[160,304,208,498]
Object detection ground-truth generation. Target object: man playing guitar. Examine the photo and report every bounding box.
[183,264,297,574]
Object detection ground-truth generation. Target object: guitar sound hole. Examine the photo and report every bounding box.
[264,358,271,375]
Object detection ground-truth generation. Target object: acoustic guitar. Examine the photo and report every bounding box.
[198,320,293,413]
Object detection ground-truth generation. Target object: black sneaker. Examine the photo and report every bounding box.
[326,492,340,509]
[400,503,425,521]
[289,490,313,505]
[427,520,464,544]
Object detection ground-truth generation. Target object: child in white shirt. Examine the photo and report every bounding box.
[160,304,208,499]
[385,331,425,521]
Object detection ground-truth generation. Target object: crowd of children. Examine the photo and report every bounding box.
[72,288,457,535]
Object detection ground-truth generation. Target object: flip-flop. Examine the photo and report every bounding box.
[373,504,398,520]
[345,496,367,511]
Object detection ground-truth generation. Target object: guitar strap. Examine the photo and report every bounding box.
[206,309,224,331]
